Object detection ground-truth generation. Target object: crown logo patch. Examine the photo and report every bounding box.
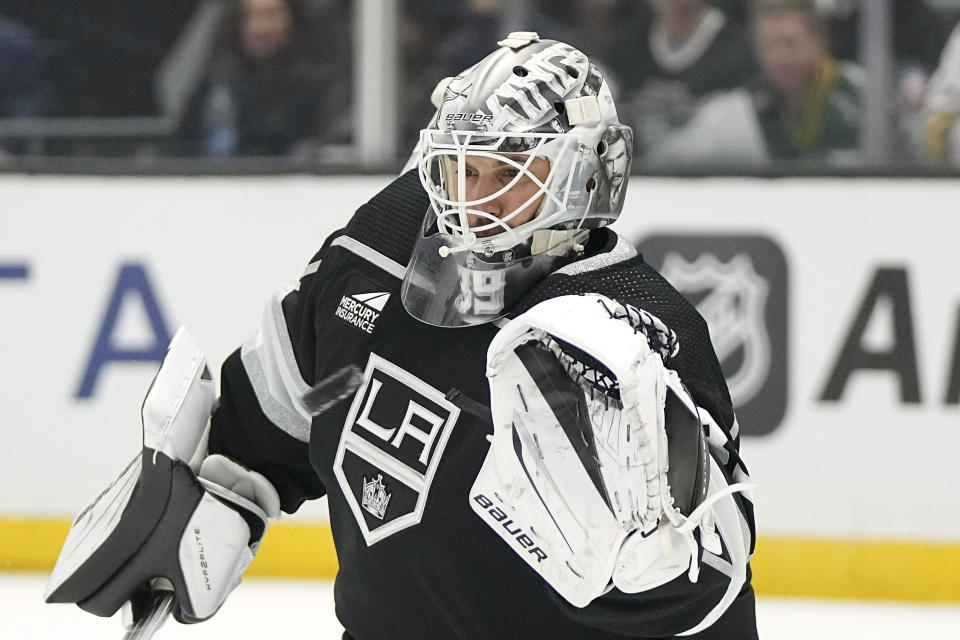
[362,474,392,520]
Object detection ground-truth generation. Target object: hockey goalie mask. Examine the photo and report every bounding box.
[401,34,633,327]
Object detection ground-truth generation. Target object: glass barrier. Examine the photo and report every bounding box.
[1,0,960,174]
[0,0,353,160]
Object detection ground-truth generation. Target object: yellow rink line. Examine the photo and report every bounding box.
[4,518,959,602]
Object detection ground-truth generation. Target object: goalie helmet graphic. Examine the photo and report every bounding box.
[401,33,633,327]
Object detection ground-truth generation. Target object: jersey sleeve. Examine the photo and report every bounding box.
[208,231,345,514]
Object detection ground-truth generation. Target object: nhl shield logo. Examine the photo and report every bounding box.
[638,233,788,436]
[334,353,460,545]
[660,252,771,407]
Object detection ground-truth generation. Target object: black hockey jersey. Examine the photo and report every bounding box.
[208,170,757,639]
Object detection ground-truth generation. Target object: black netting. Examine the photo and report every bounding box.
[343,169,430,267]
[543,335,621,401]
[593,296,679,362]
[510,250,731,411]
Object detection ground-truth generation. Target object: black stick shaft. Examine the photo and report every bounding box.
[302,364,364,415]
[122,591,174,640]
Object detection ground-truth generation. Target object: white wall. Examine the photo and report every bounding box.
[2,174,958,542]
[619,178,960,542]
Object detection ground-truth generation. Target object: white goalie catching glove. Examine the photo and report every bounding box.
[45,328,280,624]
[471,294,749,610]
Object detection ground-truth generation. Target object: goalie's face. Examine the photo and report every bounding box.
[406,130,589,328]
[418,130,592,257]
[449,154,552,238]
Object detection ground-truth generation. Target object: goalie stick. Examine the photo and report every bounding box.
[120,364,363,639]
[122,589,174,640]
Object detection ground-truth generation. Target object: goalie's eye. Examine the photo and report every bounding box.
[499,167,521,181]
[453,160,528,187]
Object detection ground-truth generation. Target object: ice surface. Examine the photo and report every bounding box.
[6,573,960,638]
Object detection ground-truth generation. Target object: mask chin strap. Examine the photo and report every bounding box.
[438,226,525,258]
[438,236,477,257]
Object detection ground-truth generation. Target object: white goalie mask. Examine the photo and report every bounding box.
[401,34,633,328]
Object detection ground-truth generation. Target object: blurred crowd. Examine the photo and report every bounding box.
[3,0,960,168]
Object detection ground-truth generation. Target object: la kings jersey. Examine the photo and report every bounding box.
[208,170,757,639]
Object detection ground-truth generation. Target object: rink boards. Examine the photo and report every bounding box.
[1,174,958,601]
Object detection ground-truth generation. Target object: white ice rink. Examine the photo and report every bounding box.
[7,574,960,639]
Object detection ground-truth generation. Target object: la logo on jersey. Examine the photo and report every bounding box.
[334,353,460,545]
[335,288,390,335]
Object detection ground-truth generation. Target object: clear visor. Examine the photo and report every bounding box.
[400,231,561,328]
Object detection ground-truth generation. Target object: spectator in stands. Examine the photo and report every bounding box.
[0,1,199,118]
[615,0,756,153]
[0,13,52,156]
[646,0,863,165]
[825,0,948,80]
[436,0,504,79]
[0,13,51,118]
[921,22,960,166]
[399,0,482,147]
[709,0,747,24]
[180,0,342,157]
[815,0,950,163]
[528,0,644,88]
[750,0,862,159]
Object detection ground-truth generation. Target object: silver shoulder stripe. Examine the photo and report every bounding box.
[553,230,638,277]
[239,285,314,443]
[302,260,321,277]
[241,341,311,442]
[266,286,313,401]
[331,236,407,279]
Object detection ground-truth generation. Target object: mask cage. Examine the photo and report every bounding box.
[417,129,587,255]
